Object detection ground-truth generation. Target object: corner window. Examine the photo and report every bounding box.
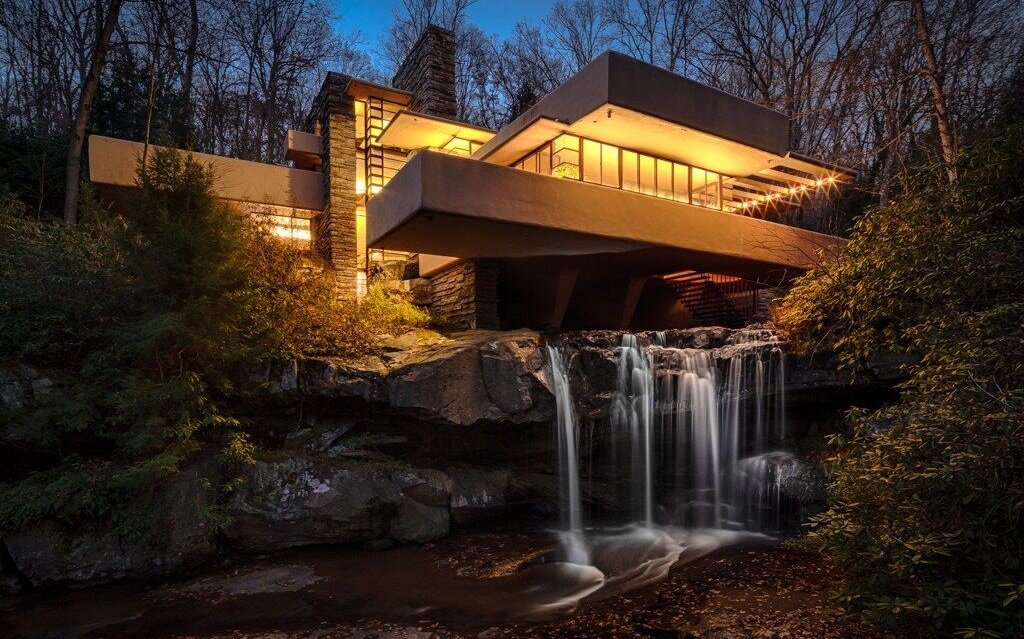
[551,135,580,179]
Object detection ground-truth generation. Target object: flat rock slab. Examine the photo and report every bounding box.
[184,565,322,596]
[282,330,554,426]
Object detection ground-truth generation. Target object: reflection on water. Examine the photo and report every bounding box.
[1,527,772,639]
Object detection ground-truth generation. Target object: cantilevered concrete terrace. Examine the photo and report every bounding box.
[367,151,840,282]
[368,50,849,293]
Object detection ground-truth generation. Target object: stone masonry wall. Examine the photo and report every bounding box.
[391,25,457,119]
[429,259,499,330]
[307,73,358,301]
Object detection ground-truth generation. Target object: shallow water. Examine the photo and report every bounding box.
[1,526,774,639]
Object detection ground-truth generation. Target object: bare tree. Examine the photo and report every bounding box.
[383,0,476,68]
[544,0,612,73]
[63,0,124,224]
[910,0,956,182]
[602,0,706,75]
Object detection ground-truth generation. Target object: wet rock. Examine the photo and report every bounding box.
[184,565,321,596]
[281,422,360,455]
[267,326,882,429]
[224,457,453,551]
[507,472,559,515]
[4,465,216,588]
[447,466,510,524]
[777,457,829,513]
[276,330,554,427]
[387,330,552,426]
[296,356,390,403]
[0,368,25,410]
[279,360,299,392]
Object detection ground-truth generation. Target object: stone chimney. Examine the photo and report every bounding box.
[391,25,457,119]
[305,72,358,301]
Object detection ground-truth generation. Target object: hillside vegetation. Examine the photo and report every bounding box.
[0,150,427,537]
[776,124,1024,637]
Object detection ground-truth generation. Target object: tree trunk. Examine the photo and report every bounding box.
[62,0,125,225]
[179,0,199,146]
[910,0,957,183]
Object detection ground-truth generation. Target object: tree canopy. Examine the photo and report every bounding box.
[776,123,1024,636]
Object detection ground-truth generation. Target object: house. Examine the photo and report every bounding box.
[89,26,851,331]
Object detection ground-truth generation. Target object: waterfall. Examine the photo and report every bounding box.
[547,330,790,541]
[610,334,655,525]
[546,345,589,564]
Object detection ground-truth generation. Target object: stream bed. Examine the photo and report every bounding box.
[1,525,882,639]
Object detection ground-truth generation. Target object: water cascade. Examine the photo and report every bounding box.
[546,345,589,565]
[546,329,790,579]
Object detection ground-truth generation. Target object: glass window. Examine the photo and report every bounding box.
[656,159,673,199]
[355,154,366,195]
[442,138,472,156]
[640,155,656,195]
[622,150,639,192]
[354,100,366,141]
[552,135,580,179]
[706,171,721,208]
[692,168,721,208]
[552,134,579,156]
[601,144,619,187]
[673,163,689,203]
[582,139,601,184]
[539,146,552,175]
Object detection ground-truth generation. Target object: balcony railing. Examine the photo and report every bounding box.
[513,134,725,211]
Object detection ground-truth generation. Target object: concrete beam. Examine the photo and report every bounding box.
[551,267,580,329]
[620,276,647,329]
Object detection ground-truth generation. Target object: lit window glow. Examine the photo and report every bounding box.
[513,134,843,215]
[254,214,311,243]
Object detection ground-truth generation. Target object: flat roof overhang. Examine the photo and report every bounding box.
[345,77,413,105]
[368,151,843,282]
[475,51,788,161]
[377,110,495,149]
[472,51,853,181]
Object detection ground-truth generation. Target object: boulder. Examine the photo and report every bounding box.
[447,466,510,524]
[386,330,552,425]
[224,457,453,551]
[0,364,52,413]
[507,472,559,515]
[4,465,216,588]
[272,330,555,427]
[777,456,829,511]
[295,356,390,403]
[0,368,25,410]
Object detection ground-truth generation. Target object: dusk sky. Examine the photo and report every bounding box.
[335,0,553,54]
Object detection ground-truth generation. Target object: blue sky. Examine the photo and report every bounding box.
[334,0,553,54]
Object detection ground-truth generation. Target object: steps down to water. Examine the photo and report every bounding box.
[662,271,769,328]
